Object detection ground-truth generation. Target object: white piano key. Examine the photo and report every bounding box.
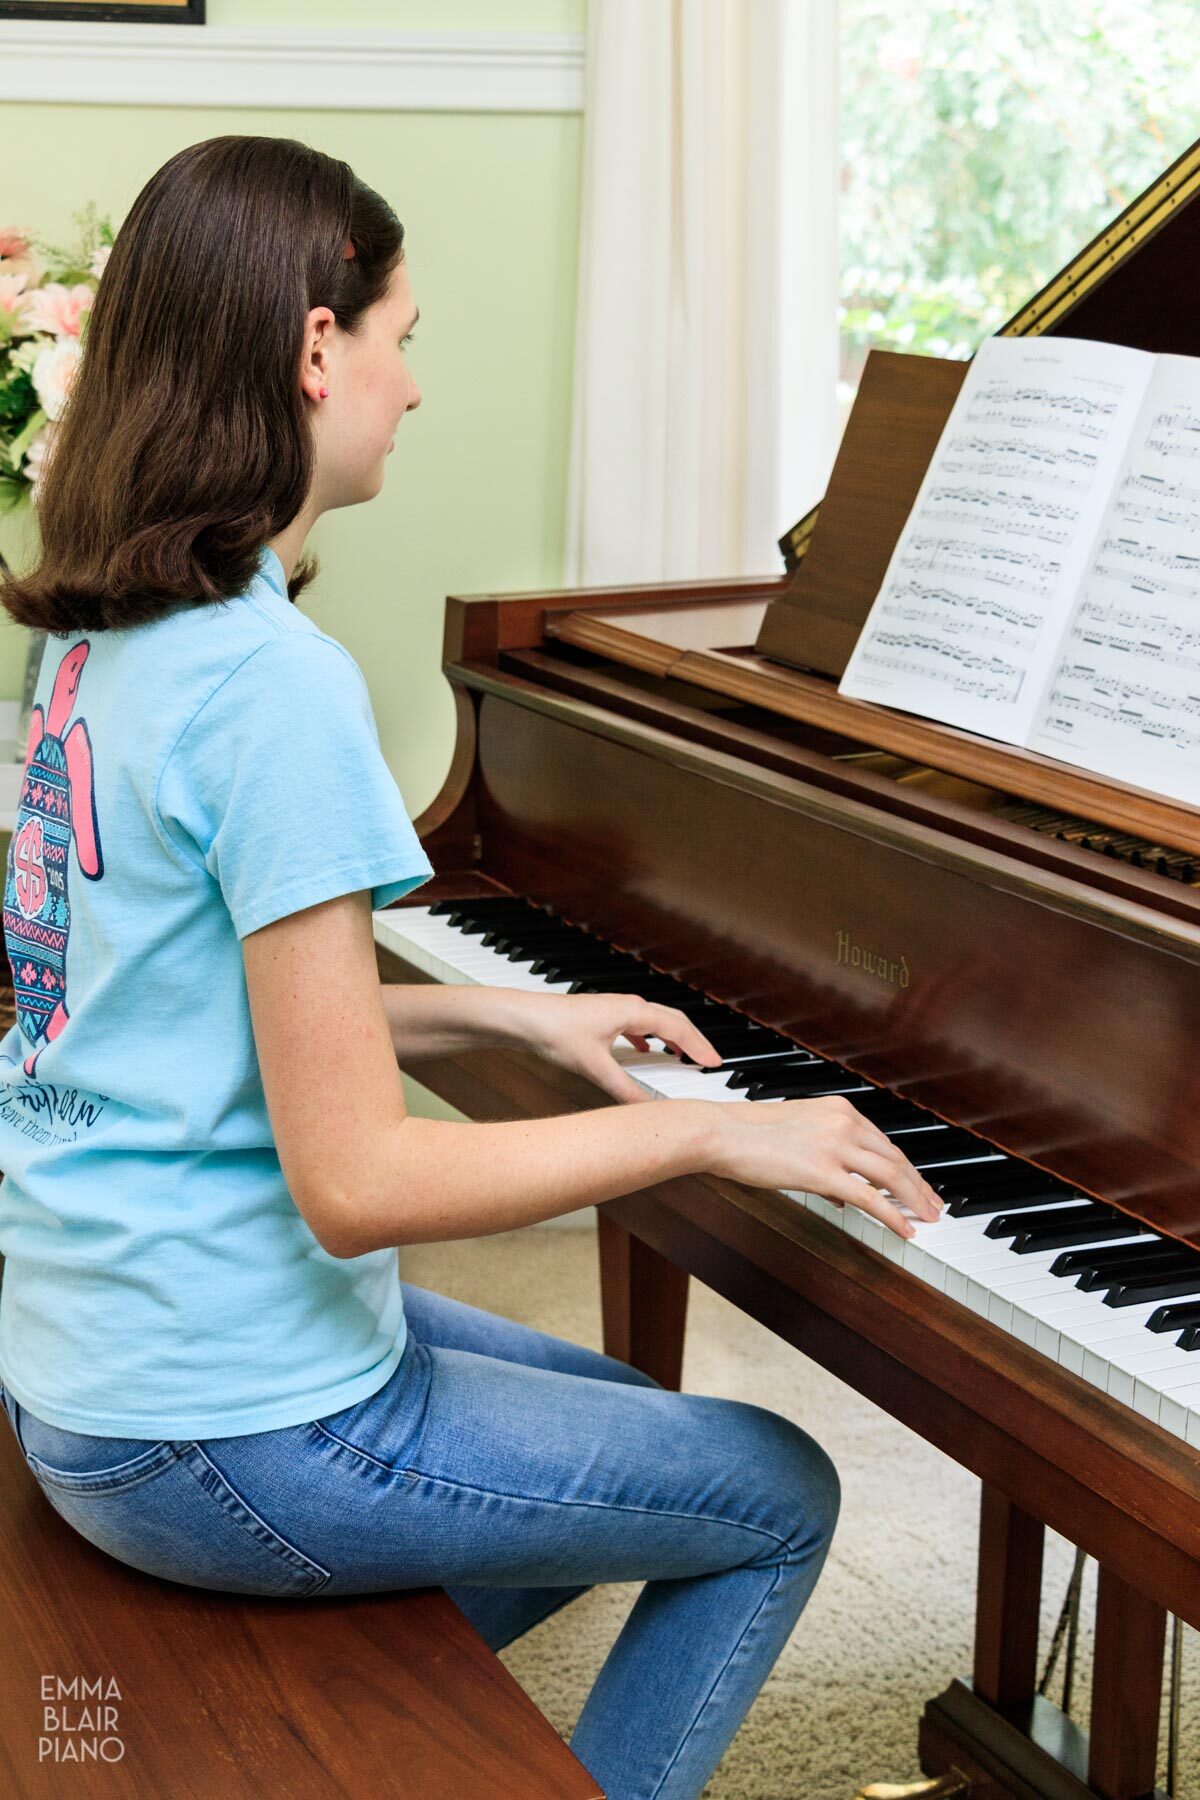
[800,1193,846,1228]
[903,1236,942,1288]
[1157,1391,1195,1439]
[1137,1355,1200,1397]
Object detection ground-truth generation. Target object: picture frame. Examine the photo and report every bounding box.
[0,0,203,21]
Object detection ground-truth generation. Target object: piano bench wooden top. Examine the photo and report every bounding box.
[0,1418,600,1799]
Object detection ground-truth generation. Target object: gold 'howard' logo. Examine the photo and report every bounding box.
[835,928,910,988]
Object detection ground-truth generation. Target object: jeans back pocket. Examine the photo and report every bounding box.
[11,1399,329,1599]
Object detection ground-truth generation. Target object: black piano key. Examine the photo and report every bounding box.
[912,1152,1015,1182]
[454,915,520,937]
[485,914,579,943]
[1147,1300,1200,1335]
[479,914,568,938]
[683,1044,797,1071]
[742,1059,856,1092]
[567,972,692,996]
[998,1199,1113,1235]
[706,1029,798,1051]
[884,1124,995,1160]
[985,1200,1112,1241]
[1104,1270,1200,1308]
[748,1077,869,1102]
[1074,1251,1194,1292]
[524,955,657,988]
[947,1186,1076,1219]
[506,939,585,960]
[1051,1240,1173,1281]
[553,956,678,981]
[833,1091,935,1132]
[543,955,648,978]
[435,896,531,919]
[1010,1213,1140,1255]
[1176,1327,1200,1351]
[725,1056,824,1089]
[446,901,539,929]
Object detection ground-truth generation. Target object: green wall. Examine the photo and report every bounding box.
[0,0,585,819]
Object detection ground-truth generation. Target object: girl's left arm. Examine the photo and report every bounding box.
[380,983,721,1104]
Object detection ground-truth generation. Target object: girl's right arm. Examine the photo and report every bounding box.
[243,890,942,1260]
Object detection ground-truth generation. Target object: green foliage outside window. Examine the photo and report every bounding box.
[840,0,1200,393]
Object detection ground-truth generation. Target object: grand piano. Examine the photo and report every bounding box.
[372,134,1200,1800]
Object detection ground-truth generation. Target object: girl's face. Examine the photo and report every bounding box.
[305,257,422,511]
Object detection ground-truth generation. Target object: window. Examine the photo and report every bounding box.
[839,0,1200,432]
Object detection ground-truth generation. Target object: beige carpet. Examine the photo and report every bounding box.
[401,1223,1198,1800]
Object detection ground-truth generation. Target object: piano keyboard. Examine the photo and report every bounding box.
[374,895,1200,1448]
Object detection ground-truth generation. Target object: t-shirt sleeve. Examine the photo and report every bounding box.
[156,631,434,939]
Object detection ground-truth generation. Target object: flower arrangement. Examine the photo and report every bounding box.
[0,204,113,528]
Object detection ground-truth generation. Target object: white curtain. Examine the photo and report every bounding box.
[565,0,841,587]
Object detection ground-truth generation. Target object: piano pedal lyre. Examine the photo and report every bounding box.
[854,1776,969,1799]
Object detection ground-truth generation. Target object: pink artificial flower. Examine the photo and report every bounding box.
[0,228,31,260]
[0,268,31,327]
[22,281,95,339]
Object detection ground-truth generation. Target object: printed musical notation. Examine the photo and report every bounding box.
[967,380,1121,440]
[1094,536,1200,578]
[1040,670,1200,757]
[1069,600,1200,674]
[897,534,1062,598]
[940,435,1099,490]
[1115,498,1200,535]
[921,483,1080,544]
[1144,404,1200,461]
[854,635,1024,707]
[885,581,1036,650]
[1119,471,1200,508]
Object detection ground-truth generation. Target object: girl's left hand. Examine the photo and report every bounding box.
[522,992,723,1104]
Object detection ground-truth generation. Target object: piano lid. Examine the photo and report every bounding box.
[776,131,1200,574]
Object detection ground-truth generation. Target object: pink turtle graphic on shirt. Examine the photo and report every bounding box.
[3,641,104,1078]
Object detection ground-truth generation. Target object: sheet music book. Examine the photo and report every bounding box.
[837,334,1200,806]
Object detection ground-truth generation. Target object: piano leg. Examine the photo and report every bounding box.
[1088,1565,1166,1799]
[597,1210,689,1390]
[974,1486,1044,1710]
[917,1485,1168,1799]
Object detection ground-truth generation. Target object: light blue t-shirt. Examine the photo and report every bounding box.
[0,546,432,1438]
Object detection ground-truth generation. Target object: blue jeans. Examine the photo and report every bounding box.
[0,1281,839,1800]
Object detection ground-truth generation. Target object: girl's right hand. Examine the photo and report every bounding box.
[705,1095,944,1239]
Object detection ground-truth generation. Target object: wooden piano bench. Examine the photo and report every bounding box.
[0,1417,602,1799]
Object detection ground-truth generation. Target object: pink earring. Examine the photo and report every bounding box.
[318,387,329,399]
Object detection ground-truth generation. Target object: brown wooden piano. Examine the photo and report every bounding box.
[372,135,1200,1800]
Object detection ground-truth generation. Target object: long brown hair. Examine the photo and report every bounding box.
[1,135,404,632]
